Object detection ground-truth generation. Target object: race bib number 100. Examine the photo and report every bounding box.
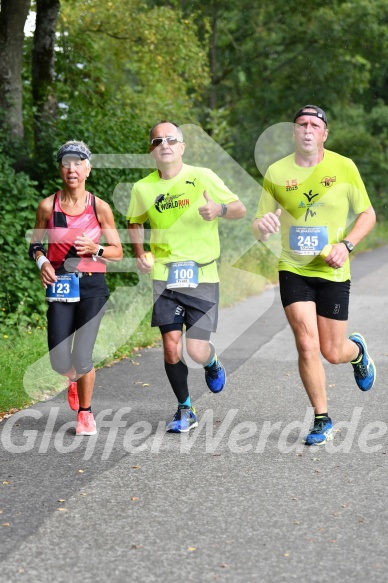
[46,273,80,302]
[167,261,199,289]
[289,226,328,256]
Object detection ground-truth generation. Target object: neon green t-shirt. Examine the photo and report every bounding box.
[127,164,239,282]
[255,149,372,281]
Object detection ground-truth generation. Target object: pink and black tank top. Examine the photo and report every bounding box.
[47,191,106,273]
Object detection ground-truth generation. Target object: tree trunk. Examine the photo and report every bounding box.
[209,4,217,111]
[0,0,31,139]
[32,0,60,154]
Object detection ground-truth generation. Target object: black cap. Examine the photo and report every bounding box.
[293,105,328,127]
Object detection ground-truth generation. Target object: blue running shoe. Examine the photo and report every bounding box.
[349,332,376,391]
[205,356,226,393]
[304,416,333,446]
[166,406,198,433]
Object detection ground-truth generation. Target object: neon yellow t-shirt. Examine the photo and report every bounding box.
[127,164,239,282]
[255,149,372,281]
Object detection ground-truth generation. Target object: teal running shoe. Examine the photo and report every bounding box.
[166,406,198,433]
[349,333,376,391]
[304,416,333,446]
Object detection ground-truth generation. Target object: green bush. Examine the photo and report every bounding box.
[0,151,47,333]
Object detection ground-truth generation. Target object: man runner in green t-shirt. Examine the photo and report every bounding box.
[252,105,376,445]
[127,121,246,433]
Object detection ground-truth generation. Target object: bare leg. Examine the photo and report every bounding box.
[285,302,327,414]
[77,368,95,409]
[162,333,212,365]
[186,338,212,365]
[318,316,359,363]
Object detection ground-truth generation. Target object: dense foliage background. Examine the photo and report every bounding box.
[1,0,388,333]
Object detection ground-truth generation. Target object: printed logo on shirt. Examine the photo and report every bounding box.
[285,179,298,191]
[303,190,319,203]
[320,176,336,188]
[185,178,197,187]
[154,193,190,213]
[298,190,325,221]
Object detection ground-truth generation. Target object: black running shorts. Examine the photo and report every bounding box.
[151,281,219,339]
[279,270,351,321]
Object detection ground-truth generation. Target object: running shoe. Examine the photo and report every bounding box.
[304,416,333,446]
[349,332,376,391]
[205,355,226,393]
[166,406,198,433]
[76,411,97,436]
[67,380,79,411]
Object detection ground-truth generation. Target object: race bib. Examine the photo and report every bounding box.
[46,273,80,302]
[289,226,328,256]
[166,261,199,289]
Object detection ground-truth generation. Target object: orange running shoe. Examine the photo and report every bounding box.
[67,381,79,411]
[76,411,97,436]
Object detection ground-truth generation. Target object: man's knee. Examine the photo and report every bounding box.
[186,339,211,363]
[295,334,320,359]
[321,346,342,365]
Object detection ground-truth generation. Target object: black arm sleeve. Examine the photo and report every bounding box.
[28,242,46,260]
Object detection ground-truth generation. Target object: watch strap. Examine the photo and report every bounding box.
[341,240,353,252]
[219,203,227,217]
[92,245,104,261]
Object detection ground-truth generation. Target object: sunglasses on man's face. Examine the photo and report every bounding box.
[150,136,183,148]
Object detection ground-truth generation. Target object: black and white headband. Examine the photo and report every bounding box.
[56,142,92,162]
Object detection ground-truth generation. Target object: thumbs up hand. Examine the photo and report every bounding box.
[198,190,222,221]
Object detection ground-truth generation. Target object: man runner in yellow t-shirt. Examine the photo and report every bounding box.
[252,105,376,445]
[127,121,246,433]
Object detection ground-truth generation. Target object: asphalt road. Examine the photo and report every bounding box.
[0,246,387,582]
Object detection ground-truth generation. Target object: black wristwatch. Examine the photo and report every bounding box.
[219,203,227,217]
[341,240,354,253]
[92,245,105,261]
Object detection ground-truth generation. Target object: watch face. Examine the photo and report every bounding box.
[343,240,353,252]
[97,246,104,256]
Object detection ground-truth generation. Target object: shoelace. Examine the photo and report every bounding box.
[310,419,329,434]
[174,407,190,420]
[206,363,222,379]
[353,362,369,378]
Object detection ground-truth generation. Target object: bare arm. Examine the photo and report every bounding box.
[30,197,57,288]
[324,206,377,268]
[198,190,246,221]
[222,199,246,220]
[75,199,123,261]
[344,205,376,246]
[128,222,153,273]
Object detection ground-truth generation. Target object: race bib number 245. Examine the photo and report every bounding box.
[289,226,328,256]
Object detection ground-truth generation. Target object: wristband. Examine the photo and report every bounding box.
[37,256,50,270]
